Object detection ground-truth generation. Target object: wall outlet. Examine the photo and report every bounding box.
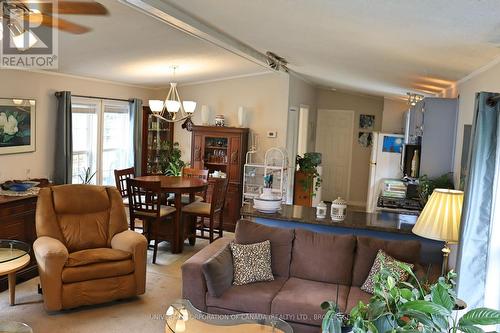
[267,131,277,138]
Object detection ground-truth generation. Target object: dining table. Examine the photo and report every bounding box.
[134,175,208,254]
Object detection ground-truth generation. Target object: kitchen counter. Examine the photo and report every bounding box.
[240,203,442,264]
[241,204,418,235]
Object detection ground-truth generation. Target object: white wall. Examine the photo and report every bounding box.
[175,72,289,163]
[285,74,317,203]
[0,69,158,182]
[382,98,408,134]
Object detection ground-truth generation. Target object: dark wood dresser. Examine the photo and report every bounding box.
[0,180,47,291]
[191,126,249,231]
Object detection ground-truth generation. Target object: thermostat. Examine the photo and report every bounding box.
[267,131,277,138]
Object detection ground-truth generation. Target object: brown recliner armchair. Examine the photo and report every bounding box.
[34,184,148,311]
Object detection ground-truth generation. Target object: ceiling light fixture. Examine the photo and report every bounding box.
[407,92,424,106]
[149,66,196,130]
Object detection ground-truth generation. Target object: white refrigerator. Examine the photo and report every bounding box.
[366,132,404,212]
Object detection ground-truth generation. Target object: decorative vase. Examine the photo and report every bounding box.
[201,105,210,125]
[331,197,347,221]
[237,106,246,127]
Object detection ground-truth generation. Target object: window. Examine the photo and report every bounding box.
[71,97,131,185]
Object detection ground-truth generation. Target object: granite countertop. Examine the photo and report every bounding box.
[240,204,419,235]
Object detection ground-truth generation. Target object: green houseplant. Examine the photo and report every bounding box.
[79,167,96,184]
[296,152,322,196]
[159,141,186,176]
[342,265,500,333]
[419,173,454,204]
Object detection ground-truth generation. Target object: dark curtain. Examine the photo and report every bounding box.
[456,91,499,308]
[54,91,72,184]
[129,98,143,176]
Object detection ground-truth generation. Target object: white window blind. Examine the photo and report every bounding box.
[71,97,131,185]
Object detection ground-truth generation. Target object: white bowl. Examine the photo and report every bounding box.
[253,197,281,213]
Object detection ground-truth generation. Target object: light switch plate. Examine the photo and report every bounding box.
[267,131,277,138]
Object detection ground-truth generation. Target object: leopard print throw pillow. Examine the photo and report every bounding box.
[230,240,274,286]
[361,249,414,294]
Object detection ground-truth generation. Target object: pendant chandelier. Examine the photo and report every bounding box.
[148,66,196,126]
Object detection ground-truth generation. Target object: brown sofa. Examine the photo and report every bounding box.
[182,220,430,333]
[34,185,148,311]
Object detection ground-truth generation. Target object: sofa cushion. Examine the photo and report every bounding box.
[235,220,294,277]
[206,277,287,314]
[271,277,350,326]
[346,286,372,312]
[62,259,134,283]
[66,248,132,267]
[361,249,414,293]
[202,244,233,297]
[230,240,274,285]
[290,229,356,284]
[352,237,421,286]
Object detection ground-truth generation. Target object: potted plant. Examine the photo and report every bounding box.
[159,141,186,176]
[348,265,500,333]
[295,152,322,196]
[322,285,353,333]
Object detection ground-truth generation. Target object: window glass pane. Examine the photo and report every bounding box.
[71,103,98,185]
[102,102,131,186]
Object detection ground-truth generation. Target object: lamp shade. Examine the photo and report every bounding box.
[149,100,164,113]
[412,189,464,244]
[183,101,196,113]
[165,100,180,113]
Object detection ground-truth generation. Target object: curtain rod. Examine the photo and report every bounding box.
[71,94,134,103]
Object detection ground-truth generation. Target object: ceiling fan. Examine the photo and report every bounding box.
[1,0,108,49]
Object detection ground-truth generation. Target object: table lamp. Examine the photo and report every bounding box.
[412,189,464,275]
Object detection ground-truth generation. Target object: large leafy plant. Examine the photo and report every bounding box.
[296,152,322,195]
[344,265,500,333]
[159,141,186,176]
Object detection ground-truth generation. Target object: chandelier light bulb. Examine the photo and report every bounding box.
[148,100,164,113]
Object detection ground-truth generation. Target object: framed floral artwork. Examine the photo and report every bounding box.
[0,98,36,154]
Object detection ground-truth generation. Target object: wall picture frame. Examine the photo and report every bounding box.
[359,114,375,129]
[0,98,36,155]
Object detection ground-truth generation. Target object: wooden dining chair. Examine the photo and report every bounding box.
[182,177,229,243]
[167,168,209,205]
[114,167,145,232]
[114,167,135,205]
[127,178,177,263]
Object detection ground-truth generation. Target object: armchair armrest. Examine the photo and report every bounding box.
[181,237,232,311]
[33,236,69,311]
[111,230,148,295]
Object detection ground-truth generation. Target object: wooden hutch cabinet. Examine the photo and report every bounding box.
[191,126,249,231]
[141,106,174,175]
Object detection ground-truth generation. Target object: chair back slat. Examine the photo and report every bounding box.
[183,168,209,199]
[127,179,161,217]
[182,168,209,180]
[114,167,135,198]
[210,178,229,215]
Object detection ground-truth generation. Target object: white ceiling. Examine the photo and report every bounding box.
[50,0,500,97]
[52,0,267,87]
[165,0,500,97]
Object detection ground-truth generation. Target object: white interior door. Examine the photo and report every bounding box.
[315,109,354,202]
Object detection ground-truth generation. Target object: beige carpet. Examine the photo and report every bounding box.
[0,236,232,333]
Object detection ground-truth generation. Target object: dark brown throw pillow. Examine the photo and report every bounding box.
[202,244,234,297]
[230,240,274,285]
[361,249,414,294]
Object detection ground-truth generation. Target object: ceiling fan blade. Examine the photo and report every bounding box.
[40,1,108,15]
[39,13,91,34]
